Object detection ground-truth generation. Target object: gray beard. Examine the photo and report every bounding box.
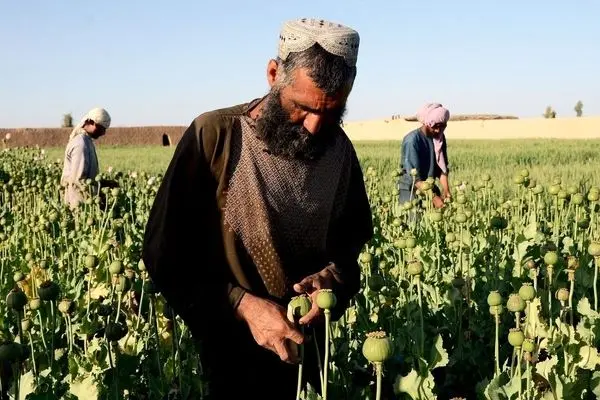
[254,91,345,161]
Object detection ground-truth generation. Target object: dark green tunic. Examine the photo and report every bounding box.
[142,99,373,398]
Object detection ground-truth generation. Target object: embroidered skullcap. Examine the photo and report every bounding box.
[69,107,111,139]
[278,18,360,67]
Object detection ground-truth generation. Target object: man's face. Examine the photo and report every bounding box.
[425,122,447,137]
[84,120,107,139]
[256,67,350,160]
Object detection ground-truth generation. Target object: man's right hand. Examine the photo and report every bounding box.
[235,292,304,364]
[432,195,445,209]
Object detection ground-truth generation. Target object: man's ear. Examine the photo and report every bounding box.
[267,59,280,88]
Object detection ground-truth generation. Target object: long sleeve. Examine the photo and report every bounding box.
[141,117,243,337]
[64,139,87,184]
[326,149,373,321]
[402,136,421,180]
[398,134,423,193]
[61,137,88,207]
[442,136,450,173]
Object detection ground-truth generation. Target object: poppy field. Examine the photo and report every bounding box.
[1,140,600,399]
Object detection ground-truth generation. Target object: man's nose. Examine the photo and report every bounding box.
[303,114,323,135]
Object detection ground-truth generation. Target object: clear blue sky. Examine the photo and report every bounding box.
[1,0,599,128]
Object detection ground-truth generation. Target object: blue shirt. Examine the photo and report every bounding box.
[397,128,449,192]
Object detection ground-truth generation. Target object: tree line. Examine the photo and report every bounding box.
[544,100,584,119]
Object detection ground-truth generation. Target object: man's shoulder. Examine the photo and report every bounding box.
[181,102,252,162]
[335,125,360,156]
[67,134,88,149]
[405,128,421,138]
[402,128,422,144]
[191,102,250,130]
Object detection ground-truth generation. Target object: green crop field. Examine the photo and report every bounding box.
[2,139,600,399]
[42,139,600,187]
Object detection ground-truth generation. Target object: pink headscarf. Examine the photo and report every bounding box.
[416,103,450,174]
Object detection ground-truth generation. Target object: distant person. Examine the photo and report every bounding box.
[142,18,373,399]
[60,107,112,208]
[398,103,451,209]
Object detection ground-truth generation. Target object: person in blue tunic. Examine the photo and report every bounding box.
[398,103,451,209]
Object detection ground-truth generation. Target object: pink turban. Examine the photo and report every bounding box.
[417,103,450,174]
[417,103,450,127]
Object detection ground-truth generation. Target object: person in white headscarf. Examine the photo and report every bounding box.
[60,107,111,208]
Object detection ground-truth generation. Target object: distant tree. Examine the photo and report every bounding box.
[62,113,73,128]
[544,106,556,119]
[574,101,583,117]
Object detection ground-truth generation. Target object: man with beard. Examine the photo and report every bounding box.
[142,18,373,399]
[60,107,112,208]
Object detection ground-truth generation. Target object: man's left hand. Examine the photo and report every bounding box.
[293,265,338,326]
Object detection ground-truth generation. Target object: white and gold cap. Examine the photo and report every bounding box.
[278,18,360,67]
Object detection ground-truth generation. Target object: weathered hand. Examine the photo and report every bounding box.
[443,192,452,204]
[293,265,338,326]
[236,292,304,364]
[432,195,445,209]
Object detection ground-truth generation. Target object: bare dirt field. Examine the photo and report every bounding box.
[1,116,599,148]
[342,116,600,141]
